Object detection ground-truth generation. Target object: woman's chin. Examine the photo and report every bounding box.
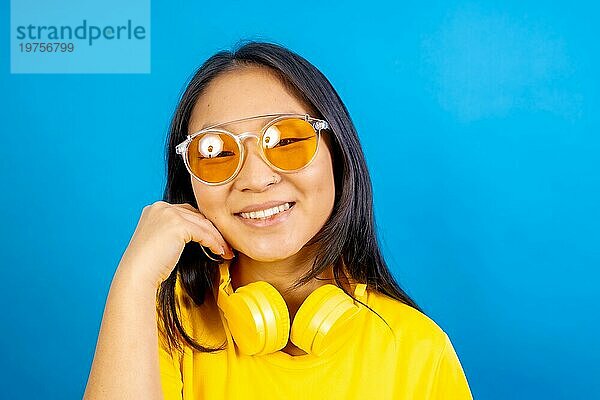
[237,245,301,262]
[241,252,293,262]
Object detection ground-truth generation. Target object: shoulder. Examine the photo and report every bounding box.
[365,289,449,350]
[364,290,473,398]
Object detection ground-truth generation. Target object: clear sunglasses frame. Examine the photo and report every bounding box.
[175,113,330,186]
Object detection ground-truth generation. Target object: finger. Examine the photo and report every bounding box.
[178,216,227,256]
[172,205,234,254]
[177,212,229,255]
[170,203,235,258]
[173,203,202,213]
[172,205,208,220]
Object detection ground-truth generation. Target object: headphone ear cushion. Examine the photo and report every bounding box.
[291,284,361,356]
[226,281,290,355]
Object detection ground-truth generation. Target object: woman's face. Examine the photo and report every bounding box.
[188,66,336,262]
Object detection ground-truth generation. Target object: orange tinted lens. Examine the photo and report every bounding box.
[187,132,240,183]
[262,118,318,170]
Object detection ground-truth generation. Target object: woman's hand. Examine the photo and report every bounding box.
[118,200,235,288]
[85,201,230,399]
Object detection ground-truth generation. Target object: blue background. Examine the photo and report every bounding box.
[1,1,598,398]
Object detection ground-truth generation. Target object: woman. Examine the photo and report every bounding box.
[84,41,473,399]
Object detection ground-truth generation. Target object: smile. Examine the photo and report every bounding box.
[239,202,293,220]
[234,202,296,227]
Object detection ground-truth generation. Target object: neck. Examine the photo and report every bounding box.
[228,248,343,318]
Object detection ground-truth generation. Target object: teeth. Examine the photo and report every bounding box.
[240,202,292,220]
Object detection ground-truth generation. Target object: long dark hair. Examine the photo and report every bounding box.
[158,40,423,354]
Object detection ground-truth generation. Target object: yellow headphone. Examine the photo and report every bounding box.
[216,261,368,357]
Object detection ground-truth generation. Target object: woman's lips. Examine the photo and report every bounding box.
[234,202,295,228]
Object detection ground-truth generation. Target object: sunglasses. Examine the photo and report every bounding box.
[175,113,330,185]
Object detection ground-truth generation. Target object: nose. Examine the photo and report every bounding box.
[232,136,280,192]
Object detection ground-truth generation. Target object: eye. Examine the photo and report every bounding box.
[274,137,309,146]
[198,134,224,158]
[262,126,281,149]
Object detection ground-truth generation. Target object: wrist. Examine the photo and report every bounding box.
[114,258,163,295]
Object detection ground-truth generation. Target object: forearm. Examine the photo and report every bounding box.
[83,262,163,400]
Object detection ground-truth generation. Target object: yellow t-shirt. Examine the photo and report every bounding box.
[158,277,473,399]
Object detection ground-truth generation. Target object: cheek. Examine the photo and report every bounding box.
[305,151,336,211]
[191,181,227,219]
[311,169,334,199]
[318,142,336,194]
